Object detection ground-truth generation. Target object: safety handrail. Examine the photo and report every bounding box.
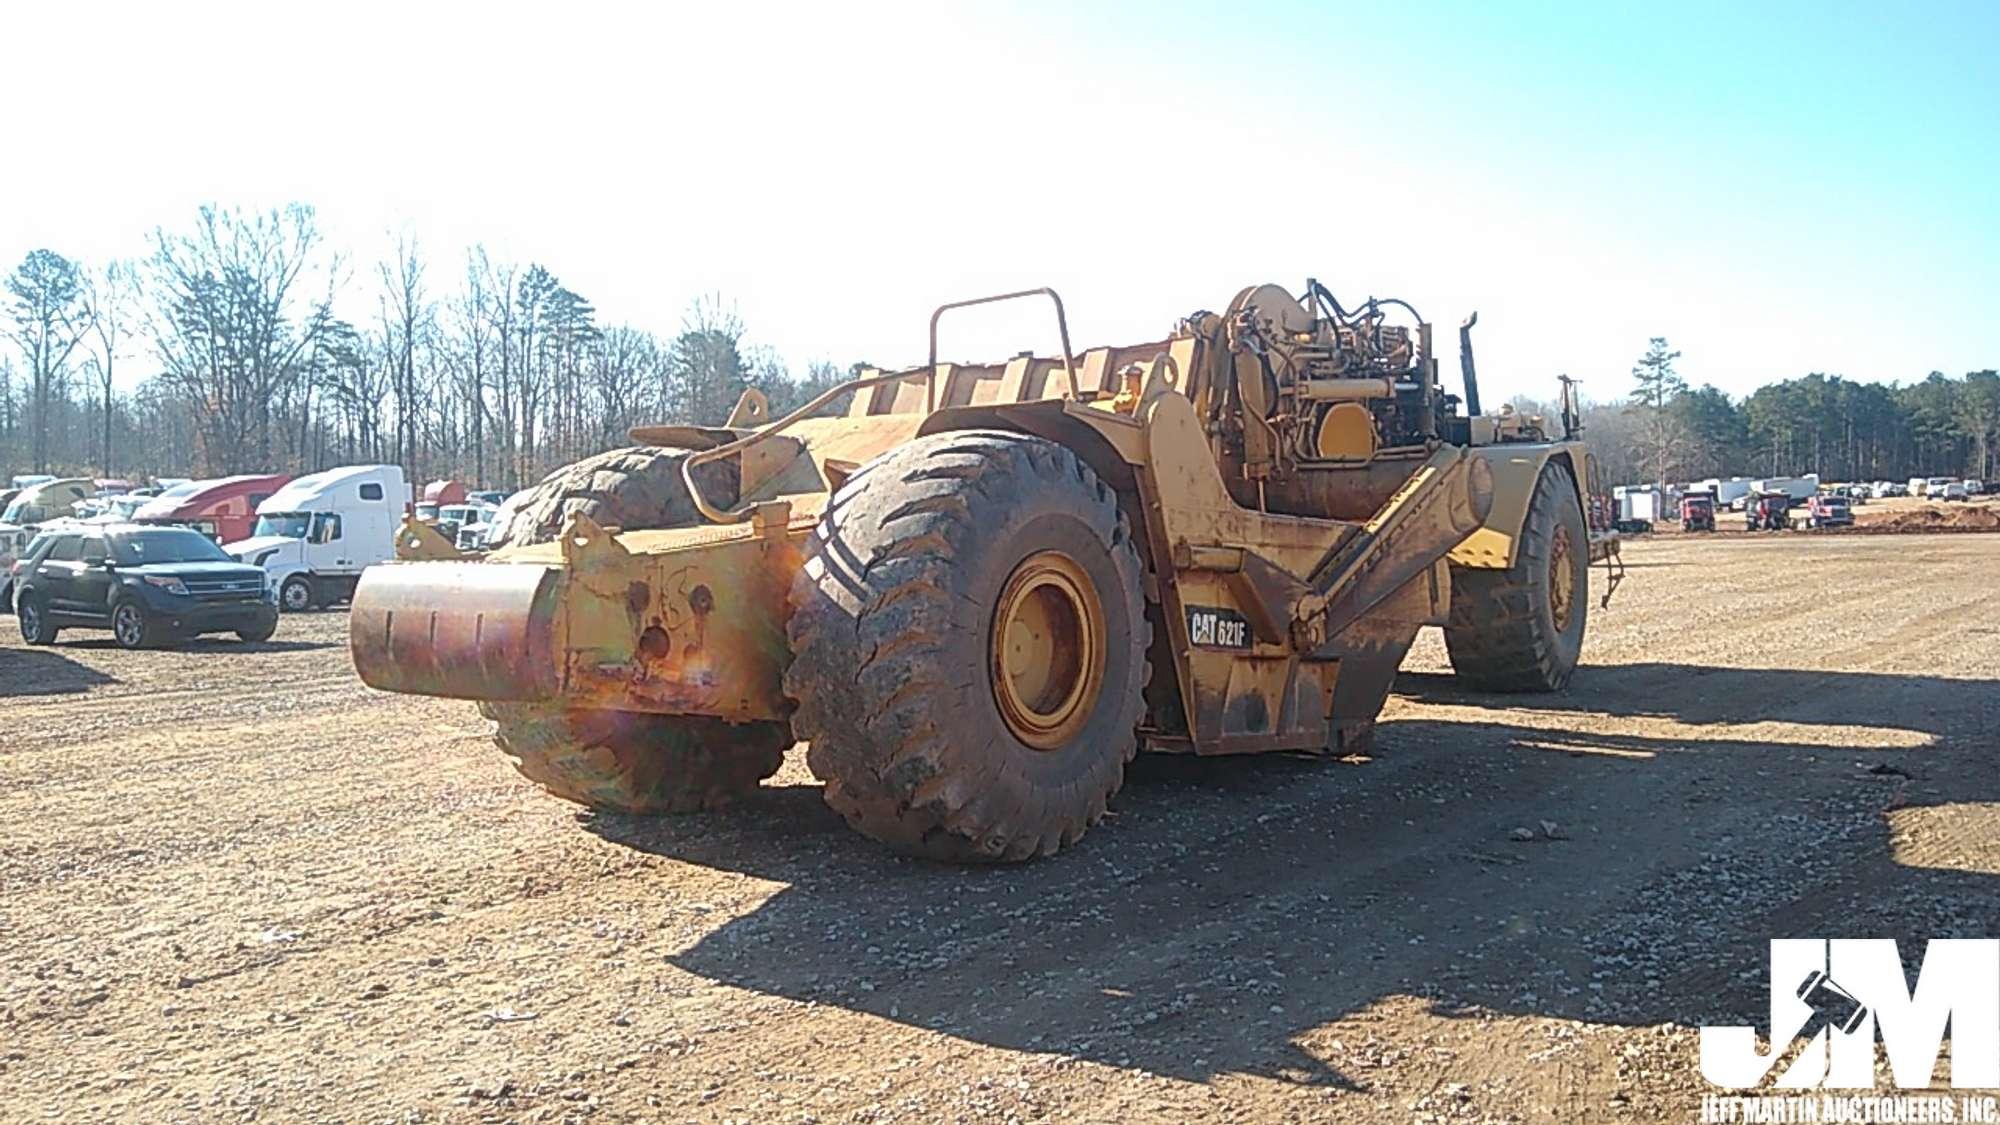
[679,368,931,524]
[681,286,1083,524]
[928,288,1077,412]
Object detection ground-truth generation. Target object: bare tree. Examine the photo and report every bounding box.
[146,205,336,473]
[511,265,558,483]
[455,249,498,485]
[0,358,15,446]
[80,260,139,473]
[480,255,520,485]
[377,236,429,476]
[589,326,665,447]
[768,359,855,418]
[668,294,751,426]
[4,250,91,474]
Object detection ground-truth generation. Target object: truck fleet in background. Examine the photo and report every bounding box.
[1606,471,1989,535]
[2,467,530,621]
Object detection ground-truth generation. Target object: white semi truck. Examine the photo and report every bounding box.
[224,465,409,611]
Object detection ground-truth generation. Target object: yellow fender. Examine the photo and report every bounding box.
[1447,442,1589,569]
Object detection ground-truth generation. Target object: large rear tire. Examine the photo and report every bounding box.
[483,446,786,813]
[1444,460,1589,692]
[785,430,1149,863]
[486,446,739,552]
[489,704,788,814]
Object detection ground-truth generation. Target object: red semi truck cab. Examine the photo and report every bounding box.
[133,474,294,543]
[1679,492,1716,531]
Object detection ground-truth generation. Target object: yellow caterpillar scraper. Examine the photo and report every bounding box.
[352,280,1616,861]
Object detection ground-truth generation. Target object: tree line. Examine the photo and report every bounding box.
[0,204,851,489]
[4,204,1997,492]
[1562,339,1999,489]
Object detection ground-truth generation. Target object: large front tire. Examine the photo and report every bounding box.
[785,431,1150,863]
[483,446,786,813]
[1444,461,1589,692]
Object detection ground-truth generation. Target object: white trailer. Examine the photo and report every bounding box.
[1612,486,1661,531]
[1750,475,1819,505]
[1700,477,1757,510]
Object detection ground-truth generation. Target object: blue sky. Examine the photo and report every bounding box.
[0,0,1993,405]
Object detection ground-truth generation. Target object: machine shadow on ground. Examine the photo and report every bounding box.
[57,637,337,656]
[1395,662,1995,733]
[586,663,1998,1089]
[0,647,118,696]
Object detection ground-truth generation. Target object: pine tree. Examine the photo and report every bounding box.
[1628,337,1687,489]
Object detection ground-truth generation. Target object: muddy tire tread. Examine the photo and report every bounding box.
[1443,461,1588,693]
[483,445,783,814]
[489,703,786,814]
[489,446,739,551]
[784,430,1149,863]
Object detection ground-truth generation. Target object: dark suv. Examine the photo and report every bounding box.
[11,524,279,649]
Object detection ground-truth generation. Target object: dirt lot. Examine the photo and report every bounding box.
[2,533,1995,1122]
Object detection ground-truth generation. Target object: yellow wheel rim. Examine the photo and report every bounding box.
[991,551,1106,750]
[1549,523,1576,632]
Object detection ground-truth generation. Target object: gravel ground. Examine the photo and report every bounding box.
[1,533,1994,1122]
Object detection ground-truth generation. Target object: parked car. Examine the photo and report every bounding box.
[1803,495,1854,529]
[1937,481,1969,502]
[11,524,278,649]
[434,501,497,544]
[225,465,410,612]
[75,495,150,524]
[452,489,529,552]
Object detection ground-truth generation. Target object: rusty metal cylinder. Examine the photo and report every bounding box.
[1228,457,1438,522]
[1296,377,1397,401]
